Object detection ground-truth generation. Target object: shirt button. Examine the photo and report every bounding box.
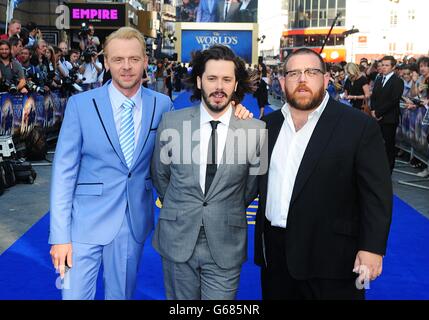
[128,173,132,178]
[203,202,208,207]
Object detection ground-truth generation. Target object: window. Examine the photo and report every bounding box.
[328,0,336,9]
[408,9,416,21]
[312,0,319,9]
[390,10,398,26]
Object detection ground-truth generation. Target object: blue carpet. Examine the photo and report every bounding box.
[0,196,428,299]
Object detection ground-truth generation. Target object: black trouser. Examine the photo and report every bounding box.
[261,219,365,300]
[379,123,398,173]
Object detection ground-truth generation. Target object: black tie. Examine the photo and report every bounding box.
[205,120,221,195]
[224,1,230,20]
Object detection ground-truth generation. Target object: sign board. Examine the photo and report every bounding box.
[66,3,127,29]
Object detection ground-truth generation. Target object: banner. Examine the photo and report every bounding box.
[397,107,429,163]
[0,91,66,140]
[176,0,258,23]
[181,29,253,63]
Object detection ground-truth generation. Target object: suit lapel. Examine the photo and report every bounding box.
[131,89,155,168]
[290,99,342,206]
[93,83,127,167]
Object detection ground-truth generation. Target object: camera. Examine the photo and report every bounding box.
[82,47,97,64]
[61,66,85,93]
[2,79,18,94]
[78,23,90,39]
[26,80,45,94]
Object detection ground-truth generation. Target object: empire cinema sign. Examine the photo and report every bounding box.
[67,3,127,28]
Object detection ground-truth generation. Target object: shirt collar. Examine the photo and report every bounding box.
[200,102,232,127]
[108,81,142,111]
[383,71,394,81]
[281,91,330,120]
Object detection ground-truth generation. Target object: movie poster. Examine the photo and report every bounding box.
[176,0,258,23]
[35,93,46,127]
[181,29,253,63]
[0,94,14,136]
[20,95,37,136]
[44,93,56,128]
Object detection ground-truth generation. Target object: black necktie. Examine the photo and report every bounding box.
[224,1,230,20]
[205,120,221,195]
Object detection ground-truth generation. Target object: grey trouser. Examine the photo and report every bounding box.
[162,227,241,300]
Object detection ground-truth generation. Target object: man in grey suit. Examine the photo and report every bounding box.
[218,0,241,22]
[151,45,267,300]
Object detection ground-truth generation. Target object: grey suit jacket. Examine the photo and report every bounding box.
[151,106,266,269]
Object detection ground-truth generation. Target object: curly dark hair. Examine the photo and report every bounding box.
[186,45,256,104]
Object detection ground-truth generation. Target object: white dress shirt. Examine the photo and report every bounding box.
[240,0,251,10]
[199,104,232,193]
[265,92,330,228]
[382,71,394,87]
[108,81,143,147]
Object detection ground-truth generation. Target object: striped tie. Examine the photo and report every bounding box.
[119,98,135,168]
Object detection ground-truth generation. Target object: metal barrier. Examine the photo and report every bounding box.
[395,106,429,190]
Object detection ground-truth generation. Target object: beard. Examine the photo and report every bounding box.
[201,88,233,114]
[285,84,326,111]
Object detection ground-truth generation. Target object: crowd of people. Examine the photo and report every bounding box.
[266,55,429,178]
[0,19,191,101]
[0,20,107,96]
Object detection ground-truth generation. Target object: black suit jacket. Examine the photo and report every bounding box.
[370,73,404,124]
[254,98,393,280]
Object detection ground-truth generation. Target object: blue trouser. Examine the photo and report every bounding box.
[62,212,144,300]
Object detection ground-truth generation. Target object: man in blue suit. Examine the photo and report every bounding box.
[48,27,173,300]
[196,0,218,22]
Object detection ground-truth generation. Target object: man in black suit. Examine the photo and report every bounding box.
[254,48,393,300]
[238,0,258,22]
[370,56,404,173]
[218,0,241,22]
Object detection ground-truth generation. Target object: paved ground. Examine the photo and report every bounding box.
[0,95,427,255]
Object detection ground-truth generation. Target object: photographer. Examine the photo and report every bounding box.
[78,24,100,52]
[19,46,45,94]
[58,41,73,77]
[61,49,84,95]
[0,19,21,40]
[79,48,102,91]
[9,36,23,60]
[26,22,41,47]
[0,40,27,94]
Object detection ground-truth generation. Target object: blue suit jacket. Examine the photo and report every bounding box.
[196,0,217,22]
[49,82,173,245]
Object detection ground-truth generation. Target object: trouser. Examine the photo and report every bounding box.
[261,219,365,300]
[379,123,398,173]
[162,227,242,300]
[62,212,144,300]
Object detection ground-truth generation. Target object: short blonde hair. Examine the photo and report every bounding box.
[345,62,360,78]
[104,27,146,57]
